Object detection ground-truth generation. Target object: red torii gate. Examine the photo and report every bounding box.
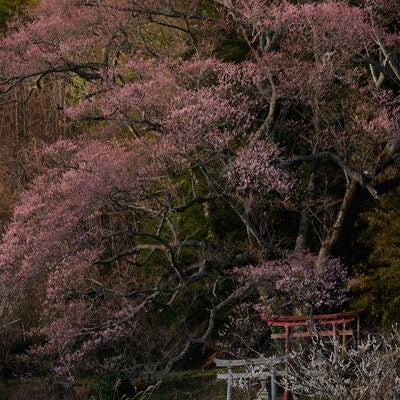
[260,309,364,400]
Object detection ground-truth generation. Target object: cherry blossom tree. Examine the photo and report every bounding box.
[0,0,399,378]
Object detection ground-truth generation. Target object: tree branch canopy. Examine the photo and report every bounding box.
[0,0,398,380]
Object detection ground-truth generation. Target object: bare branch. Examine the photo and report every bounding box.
[199,164,280,254]
[162,285,248,375]
[278,152,370,187]
[0,63,102,93]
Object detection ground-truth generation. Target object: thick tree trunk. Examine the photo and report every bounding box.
[318,178,359,260]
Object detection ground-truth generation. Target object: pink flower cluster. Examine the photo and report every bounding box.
[226,140,292,196]
[237,252,349,313]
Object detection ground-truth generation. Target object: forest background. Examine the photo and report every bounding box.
[0,0,399,398]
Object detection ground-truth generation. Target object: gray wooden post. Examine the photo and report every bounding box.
[255,379,270,400]
[271,369,277,400]
[227,366,233,400]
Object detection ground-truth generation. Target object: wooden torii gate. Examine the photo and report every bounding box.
[260,309,363,400]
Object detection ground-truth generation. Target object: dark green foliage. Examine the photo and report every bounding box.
[0,1,17,27]
[0,0,31,31]
[207,200,247,245]
[352,189,400,327]
[215,32,250,62]
[95,372,134,400]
